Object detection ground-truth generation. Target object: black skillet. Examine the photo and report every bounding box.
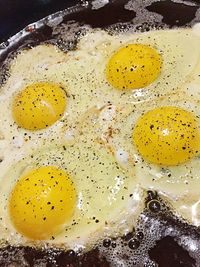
[0,0,200,266]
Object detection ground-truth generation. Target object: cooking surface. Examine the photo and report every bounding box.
[0,0,200,42]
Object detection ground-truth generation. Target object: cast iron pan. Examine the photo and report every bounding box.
[0,0,200,266]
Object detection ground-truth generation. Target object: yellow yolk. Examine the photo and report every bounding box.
[12,82,67,130]
[133,106,200,166]
[9,166,76,240]
[106,44,162,90]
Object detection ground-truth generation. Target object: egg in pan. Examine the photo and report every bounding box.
[0,24,200,253]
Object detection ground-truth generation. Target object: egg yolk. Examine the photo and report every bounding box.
[106,44,162,90]
[9,166,76,240]
[133,106,200,166]
[12,82,67,130]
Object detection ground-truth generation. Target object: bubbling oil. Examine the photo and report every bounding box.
[98,192,200,267]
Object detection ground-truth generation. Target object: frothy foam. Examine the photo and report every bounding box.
[91,0,109,10]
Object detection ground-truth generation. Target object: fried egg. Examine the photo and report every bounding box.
[0,134,143,250]
[0,45,75,166]
[77,27,200,101]
[94,94,200,222]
